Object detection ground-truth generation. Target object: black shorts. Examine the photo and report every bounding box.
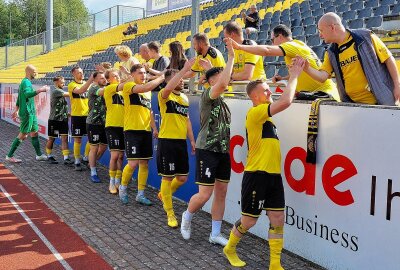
[105,127,125,151]
[86,124,107,145]
[157,138,189,177]
[241,171,285,218]
[195,149,231,186]
[71,116,87,137]
[124,130,153,160]
[48,120,68,137]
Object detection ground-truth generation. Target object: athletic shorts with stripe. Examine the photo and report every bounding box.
[157,138,189,177]
[124,130,153,160]
[48,120,68,138]
[195,148,231,185]
[86,124,107,145]
[71,116,87,137]
[241,171,285,218]
[105,127,125,151]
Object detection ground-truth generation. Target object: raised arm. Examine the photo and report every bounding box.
[131,75,165,93]
[210,39,235,99]
[162,58,196,99]
[24,85,48,98]
[73,76,94,94]
[300,57,330,83]
[228,37,284,57]
[269,58,305,116]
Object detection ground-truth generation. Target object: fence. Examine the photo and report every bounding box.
[0,5,144,70]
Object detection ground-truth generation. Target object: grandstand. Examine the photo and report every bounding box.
[0,0,399,84]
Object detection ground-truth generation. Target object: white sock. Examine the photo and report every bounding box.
[137,190,144,197]
[90,167,97,176]
[184,210,194,221]
[64,155,69,160]
[119,185,127,190]
[115,179,121,186]
[82,156,88,162]
[211,220,222,237]
[109,178,115,185]
[75,158,81,165]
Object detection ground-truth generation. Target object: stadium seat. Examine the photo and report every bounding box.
[350,2,364,10]
[277,65,288,77]
[291,18,302,27]
[392,3,400,14]
[358,8,373,18]
[337,4,350,13]
[305,25,318,36]
[265,65,276,78]
[292,26,304,37]
[374,5,390,16]
[312,8,324,17]
[349,18,364,28]
[381,0,396,6]
[312,46,326,60]
[365,16,383,28]
[365,0,379,8]
[343,10,357,21]
[324,6,336,13]
[307,34,321,46]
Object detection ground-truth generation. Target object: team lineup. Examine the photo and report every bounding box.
[5,11,400,269]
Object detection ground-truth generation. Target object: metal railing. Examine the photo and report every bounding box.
[0,5,144,70]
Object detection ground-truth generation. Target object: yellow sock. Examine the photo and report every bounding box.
[73,142,81,160]
[116,170,122,180]
[161,179,173,215]
[138,164,148,191]
[223,231,246,267]
[84,142,90,157]
[121,165,134,186]
[109,170,117,179]
[62,149,70,157]
[171,177,185,194]
[45,147,52,155]
[269,239,284,270]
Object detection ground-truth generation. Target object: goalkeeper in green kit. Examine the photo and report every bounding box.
[5,65,49,163]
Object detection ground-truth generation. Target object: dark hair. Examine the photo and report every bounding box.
[273,24,292,38]
[246,79,264,96]
[193,33,210,46]
[148,41,161,53]
[205,67,223,82]
[164,69,179,81]
[169,41,187,70]
[53,76,64,82]
[130,64,144,73]
[223,21,242,36]
[71,66,81,74]
[93,71,104,79]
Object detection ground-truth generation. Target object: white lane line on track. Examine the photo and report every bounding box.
[0,184,73,270]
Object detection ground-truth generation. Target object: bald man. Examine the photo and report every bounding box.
[301,12,400,105]
[6,65,49,162]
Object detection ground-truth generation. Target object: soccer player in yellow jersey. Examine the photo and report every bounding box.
[223,58,305,269]
[227,24,340,100]
[156,61,196,228]
[104,69,125,194]
[303,12,400,105]
[184,33,226,84]
[119,64,164,205]
[68,66,94,171]
[223,21,266,81]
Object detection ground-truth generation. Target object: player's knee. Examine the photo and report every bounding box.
[235,219,252,234]
[198,189,212,202]
[176,175,187,183]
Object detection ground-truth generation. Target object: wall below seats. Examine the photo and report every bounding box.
[1,83,400,270]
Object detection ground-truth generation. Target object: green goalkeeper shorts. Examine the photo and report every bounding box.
[19,115,39,134]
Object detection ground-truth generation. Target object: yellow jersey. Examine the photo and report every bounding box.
[104,84,124,128]
[234,39,266,80]
[279,40,340,101]
[68,81,89,116]
[245,103,281,174]
[122,82,152,131]
[191,46,226,73]
[320,33,391,104]
[158,89,189,140]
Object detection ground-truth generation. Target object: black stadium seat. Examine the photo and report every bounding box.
[358,8,373,18]
[374,5,390,16]
[343,10,357,21]
[365,0,379,8]
[365,16,383,28]
[349,18,364,28]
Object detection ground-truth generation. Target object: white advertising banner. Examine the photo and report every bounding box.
[0,83,50,138]
[202,99,400,270]
[151,0,168,11]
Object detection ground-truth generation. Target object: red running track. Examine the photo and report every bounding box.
[0,163,113,270]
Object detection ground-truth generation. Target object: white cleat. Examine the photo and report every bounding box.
[5,156,22,163]
[35,154,48,161]
[209,233,228,246]
[180,211,192,240]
